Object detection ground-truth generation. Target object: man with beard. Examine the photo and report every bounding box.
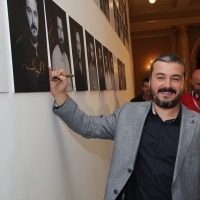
[88,42,99,91]
[13,0,49,92]
[97,47,106,90]
[73,29,87,91]
[130,77,152,102]
[109,54,115,89]
[49,53,200,200]
[104,54,112,90]
[52,11,72,91]
[180,69,200,113]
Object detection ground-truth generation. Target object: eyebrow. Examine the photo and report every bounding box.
[155,73,182,77]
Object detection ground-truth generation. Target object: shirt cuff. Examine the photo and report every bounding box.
[54,99,67,109]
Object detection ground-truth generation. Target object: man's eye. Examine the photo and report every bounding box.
[172,78,180,81]
[27,8,31,13]
[157,77,164,79]
[34,11,38,17]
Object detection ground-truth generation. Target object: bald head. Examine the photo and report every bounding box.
[191,69,200,95]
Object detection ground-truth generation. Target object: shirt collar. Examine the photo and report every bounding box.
[151,103,182,124]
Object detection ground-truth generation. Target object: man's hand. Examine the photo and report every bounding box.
[49,67,68,106]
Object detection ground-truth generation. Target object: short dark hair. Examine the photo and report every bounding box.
[24,0,38,7]
[54,8,62,22]
[142,77,149,86]
[149,53,188,80]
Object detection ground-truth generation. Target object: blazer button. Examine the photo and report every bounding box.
[114,189,118,194]
[190,120,194,124]
[127,168,132,173]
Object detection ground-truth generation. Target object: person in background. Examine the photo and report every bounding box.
[130,77,152,102]
[180,69,200,113]
[49,53,200,200]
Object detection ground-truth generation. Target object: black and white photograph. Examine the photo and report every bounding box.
[103,46,112,90]
[113,0,117,33]
[7,0,50,93]
[69,16,88,91]
[85,31,99,91]
[45,0,73,91]
[113,55,119,90]
[104,0,110,21]
[95,39,106,90]
[118,58,126,90]
[99,0,104,13]
[108,50,115,90]
[119,14,123,41]
[100,0,110,21]
[122,62,126,90]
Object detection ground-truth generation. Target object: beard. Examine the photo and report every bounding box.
[30,24,38,44]
[59,39,64,54]
[151,87,182,108]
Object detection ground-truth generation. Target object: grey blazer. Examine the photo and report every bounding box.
[53,96,200,200]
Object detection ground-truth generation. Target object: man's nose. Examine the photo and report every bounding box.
[164,78,172,87]
[32,14,36,24]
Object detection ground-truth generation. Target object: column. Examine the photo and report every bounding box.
[177,25,191,92]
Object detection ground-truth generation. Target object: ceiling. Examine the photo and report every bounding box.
[128,0,200,32]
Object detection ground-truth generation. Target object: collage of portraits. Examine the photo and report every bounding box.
[7,0,127,93]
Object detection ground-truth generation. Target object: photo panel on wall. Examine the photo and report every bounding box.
[103,46,113,90]
[69,16,88,91]
[117,58,126,90]
[112,55,119,90]
[122,62,127,90]
[95,39,106,91]
[45,0,73,92]
[108,50,115,90]
[99,0,110,21]
[85,31,99,91]
[7,0,50,93]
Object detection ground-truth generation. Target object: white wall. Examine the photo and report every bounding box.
[0,0,134,199]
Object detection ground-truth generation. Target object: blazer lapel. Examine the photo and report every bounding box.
[129,102,151,158]
[172,105,197,182]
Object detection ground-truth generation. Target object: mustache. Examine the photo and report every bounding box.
[59,38,64,43]
[31,24,37,31]
[157,87,177,94]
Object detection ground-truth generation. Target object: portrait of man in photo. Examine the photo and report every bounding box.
[7,0,50,92]
[45,0,73,91]
[85,31,99,91]
[103,46,112,90]
[95,39,106,90]
[108,50,115,90]
[69,16,88,91]
[118,58,126,90]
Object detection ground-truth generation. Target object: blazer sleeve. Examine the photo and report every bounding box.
[53,96,120,140]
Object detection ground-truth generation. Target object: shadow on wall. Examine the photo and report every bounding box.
[53,92,113,163]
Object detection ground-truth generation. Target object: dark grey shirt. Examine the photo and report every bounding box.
[120,105,181,200]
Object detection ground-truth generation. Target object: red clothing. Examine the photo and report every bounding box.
[180,92,200,113]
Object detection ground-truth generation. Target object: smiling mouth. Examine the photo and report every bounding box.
[160,91,174,95]
[158,87,177,95]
